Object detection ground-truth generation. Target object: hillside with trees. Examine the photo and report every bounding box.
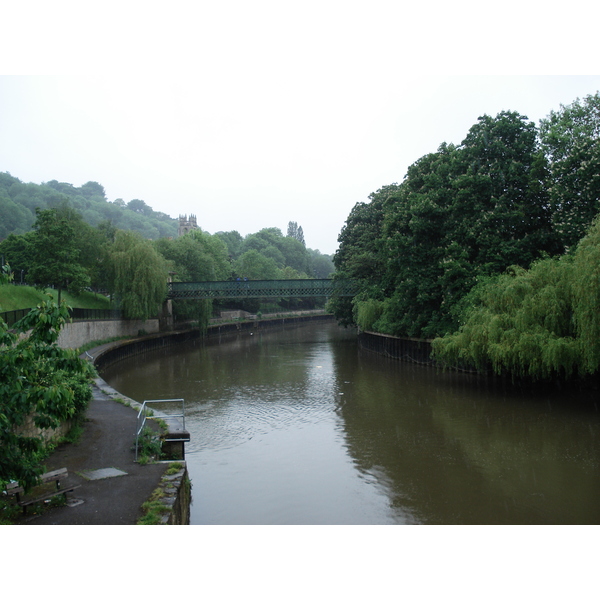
[333,92,600,382]
[0,171,335,287]
[0,183,335,323]
[0,173,178,240]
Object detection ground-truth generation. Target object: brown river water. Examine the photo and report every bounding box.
[100,320,600,524]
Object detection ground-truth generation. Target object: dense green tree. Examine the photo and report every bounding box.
[215,230,244,260]
[50,204,113,291]
[377,148,462,337]
[331,184,394,326]
[287,221,298,238]
[108,230,168,319]
[154,229,231,324]
[127,198,153,216]
[79,181,106,201]
[242,228,283,255]
[27,208,91,304]
[0,232,35,279]
[0,297,95,491]
[0,191,32,238]
[306,248,334,279]
[278,236,310,274]
[234,249,280,280]
[340,112,562,339]
[539,92,600,250]
[334,185,391,281]
[452,112,559,270]
[278,266,308,279]
[154,228,230,281]
[431,258,577,379]
[240,228,312,278]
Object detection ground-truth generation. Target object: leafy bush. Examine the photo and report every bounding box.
[354,298,384,331]
[0,297,96,491]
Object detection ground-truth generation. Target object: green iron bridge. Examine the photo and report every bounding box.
[167,279,358,300]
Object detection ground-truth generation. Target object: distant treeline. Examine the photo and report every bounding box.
[0,173,178,239]
[0,177,335,324]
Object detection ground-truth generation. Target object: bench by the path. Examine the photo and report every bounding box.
[5,468,80,515]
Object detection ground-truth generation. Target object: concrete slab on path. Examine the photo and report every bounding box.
[79,467,128,480]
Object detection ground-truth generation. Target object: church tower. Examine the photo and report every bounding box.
[178,214,198,237]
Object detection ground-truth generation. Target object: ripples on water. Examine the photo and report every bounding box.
[101,321,600,525]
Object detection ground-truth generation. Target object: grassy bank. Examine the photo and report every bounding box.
[0,285,112,312]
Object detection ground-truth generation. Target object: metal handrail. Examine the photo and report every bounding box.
[135,399,186,462]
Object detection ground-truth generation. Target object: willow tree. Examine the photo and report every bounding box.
[571,216,600,374]
[109,230,168,320]
[432,217,600,381]
[431,258,577,379]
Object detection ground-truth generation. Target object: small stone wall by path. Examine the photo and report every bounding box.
[57,318,159,349]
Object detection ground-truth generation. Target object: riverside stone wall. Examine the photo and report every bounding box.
[357,330,436,365]
[57,318,159,349]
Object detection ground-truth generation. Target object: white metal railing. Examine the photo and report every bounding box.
[135,399,186,462]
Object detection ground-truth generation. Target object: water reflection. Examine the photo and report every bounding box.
[101,321,600,524]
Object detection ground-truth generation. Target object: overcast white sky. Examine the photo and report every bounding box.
[1,2,599,255]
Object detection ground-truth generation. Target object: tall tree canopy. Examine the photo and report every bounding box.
[154,228,231,325]
[287,221,305,246]
[27,207,91,304]
[539,92,600,250]
[334,105,595,340]
[234,249,280,280]
[154,228,230,282]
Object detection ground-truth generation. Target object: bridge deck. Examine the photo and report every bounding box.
[167,279,356,299]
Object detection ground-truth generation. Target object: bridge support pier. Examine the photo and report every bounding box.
[160,298,174,331]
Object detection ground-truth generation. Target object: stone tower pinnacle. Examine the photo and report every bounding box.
[178,214,198,236]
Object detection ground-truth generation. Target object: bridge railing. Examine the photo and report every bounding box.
[167,279,357,299]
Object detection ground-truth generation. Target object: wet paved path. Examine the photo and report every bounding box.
[22,381,169,525]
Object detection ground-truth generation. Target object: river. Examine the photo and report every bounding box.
[101,320,600,524]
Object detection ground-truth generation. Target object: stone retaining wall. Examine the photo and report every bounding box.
[57,318,159,349]
[13,413,72,445]
[156,464,191,525]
